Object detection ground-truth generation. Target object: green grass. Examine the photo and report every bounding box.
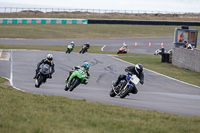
[0,79,200,133]
[1,24,200,39]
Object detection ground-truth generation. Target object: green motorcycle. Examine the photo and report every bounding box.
[65,67,88,91]
[66,44,73,54]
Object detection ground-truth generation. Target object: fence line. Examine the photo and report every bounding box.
[0,7,198,14]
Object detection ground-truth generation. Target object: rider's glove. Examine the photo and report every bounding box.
[140,80,144,85]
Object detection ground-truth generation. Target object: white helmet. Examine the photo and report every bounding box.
[71,41,74,44]
[123,42,127,47]
[47,54,53,61]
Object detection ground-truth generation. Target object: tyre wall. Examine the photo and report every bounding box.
[0,18,88,24]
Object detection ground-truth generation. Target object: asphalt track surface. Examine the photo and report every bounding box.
[0,49,200,116]
[0,37,177,54]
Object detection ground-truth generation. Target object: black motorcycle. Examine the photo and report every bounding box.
[79,44,90,54]
[35,64,51,88]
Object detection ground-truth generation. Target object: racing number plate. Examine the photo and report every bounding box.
[130,75,140,85]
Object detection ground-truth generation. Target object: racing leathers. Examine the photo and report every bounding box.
[34,59,55,79]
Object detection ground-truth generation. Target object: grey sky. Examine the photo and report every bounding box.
[0,0,200,13]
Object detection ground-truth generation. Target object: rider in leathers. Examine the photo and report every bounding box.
[34,54,55,80]
[112,64,144,94]
[65,62,90,90]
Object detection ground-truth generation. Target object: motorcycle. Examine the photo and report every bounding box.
[79,45,89,54]
[66,44,73,54]
[110,73,140,98]
[65,67,88,91]
[35,64,51,88]
[117,47,127,54]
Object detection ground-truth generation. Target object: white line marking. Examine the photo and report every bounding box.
[10,50,13,86]
[112,56,200,89]
[101,45,106,51]
[9,50,25,92]
[0,49,2,57]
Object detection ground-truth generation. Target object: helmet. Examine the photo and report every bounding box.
[47,54,53,61]
[71,41,74,44]
[135,64,143,74]
[82,62,90,70]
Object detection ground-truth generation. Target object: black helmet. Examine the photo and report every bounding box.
[135,64,143,74]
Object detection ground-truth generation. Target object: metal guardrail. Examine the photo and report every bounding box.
[0,7,198,14]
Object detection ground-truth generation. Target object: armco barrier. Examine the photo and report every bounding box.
[0,18,88,24]
[172,48,200,72]
[88,19,200,26]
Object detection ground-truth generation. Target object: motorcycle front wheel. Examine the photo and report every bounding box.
[35,75,44,88]
[69,78,80,91]
[109,89,117,97]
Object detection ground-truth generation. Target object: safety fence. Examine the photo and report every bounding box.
[0,7,195,14]
[0,18,88,24]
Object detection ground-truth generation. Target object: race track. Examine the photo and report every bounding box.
[1,49,200,116]
[0,37,176,54]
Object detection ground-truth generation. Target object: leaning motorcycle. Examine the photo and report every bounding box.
[66,45,73,54]
[117,48,127,54]
[65,67,88,91]
[79,46,88,54]
[110,73,140,98]
[35,64,51,88]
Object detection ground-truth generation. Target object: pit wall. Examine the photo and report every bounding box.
[172,48,200,72]
[0,18,88,24]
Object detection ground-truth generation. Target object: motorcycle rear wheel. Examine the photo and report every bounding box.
[120,85,133,98]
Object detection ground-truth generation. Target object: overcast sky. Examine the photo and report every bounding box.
[0,0,200,13]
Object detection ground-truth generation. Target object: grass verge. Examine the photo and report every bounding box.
[1,24,200,39]
[0,76,200,133]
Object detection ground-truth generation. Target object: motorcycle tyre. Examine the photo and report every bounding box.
[69,78,80,91]
[35,75,44,88]
[120,85,133,98]
[64,85,69,91]
[109,89,116,97]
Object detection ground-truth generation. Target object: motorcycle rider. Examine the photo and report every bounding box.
[66,41,75,53]
[65,62,90,90]
[33,54,55,80]
[118,42,128,54]
[79,42,90,54]
[112,64,144,94]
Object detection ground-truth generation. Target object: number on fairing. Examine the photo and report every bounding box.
[130,75,140,85]
[80,71,84,74]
